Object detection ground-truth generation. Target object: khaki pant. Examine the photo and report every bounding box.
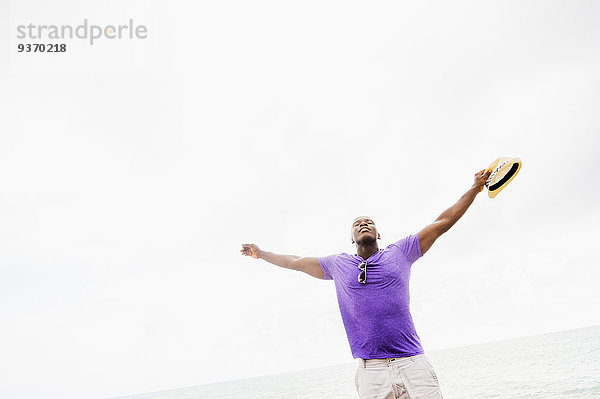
[355,354,443,399]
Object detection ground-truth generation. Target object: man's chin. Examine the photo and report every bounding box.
[356,235,377,245]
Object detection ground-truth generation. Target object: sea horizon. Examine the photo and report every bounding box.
[113,324,600,399]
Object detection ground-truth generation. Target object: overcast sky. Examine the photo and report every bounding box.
[1,0,599,398]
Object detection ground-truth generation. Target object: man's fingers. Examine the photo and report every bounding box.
[241,244,259,258]
[241,244,257,257]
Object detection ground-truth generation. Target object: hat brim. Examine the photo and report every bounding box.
[485,157,522,198]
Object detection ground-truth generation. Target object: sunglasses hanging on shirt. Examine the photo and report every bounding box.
[358,261,367,284]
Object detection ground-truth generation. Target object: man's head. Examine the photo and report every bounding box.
[351,216,381,245]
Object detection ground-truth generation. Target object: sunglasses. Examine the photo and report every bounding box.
[358,261,367,284]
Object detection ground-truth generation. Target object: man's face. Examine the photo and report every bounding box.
[351,216,380,244]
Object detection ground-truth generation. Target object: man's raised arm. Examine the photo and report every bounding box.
[418,169,491,255]
[240,243,325,279]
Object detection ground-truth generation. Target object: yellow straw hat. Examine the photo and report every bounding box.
[484,157,522,198]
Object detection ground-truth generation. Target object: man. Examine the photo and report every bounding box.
[241,169,491,399]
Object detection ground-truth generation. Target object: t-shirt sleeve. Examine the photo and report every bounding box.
[318,254,338,280]
[390,234,423,264]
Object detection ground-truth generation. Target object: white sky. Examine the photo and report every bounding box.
[1,0,599,398]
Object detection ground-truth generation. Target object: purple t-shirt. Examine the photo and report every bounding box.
[318,234,423,359]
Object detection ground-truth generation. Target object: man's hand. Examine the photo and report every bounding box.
[240,243,261,259]
[472,169,491,192]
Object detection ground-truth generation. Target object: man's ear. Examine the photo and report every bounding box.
[377,233,381,239]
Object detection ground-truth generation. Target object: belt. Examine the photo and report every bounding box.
[358,354,424,368]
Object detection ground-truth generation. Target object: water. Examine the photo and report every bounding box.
[115,325,600,399]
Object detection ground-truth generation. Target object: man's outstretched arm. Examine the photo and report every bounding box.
[240,243,325,279]
[418,169,491,255]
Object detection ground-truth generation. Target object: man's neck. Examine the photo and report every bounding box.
[356,242,379,260]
